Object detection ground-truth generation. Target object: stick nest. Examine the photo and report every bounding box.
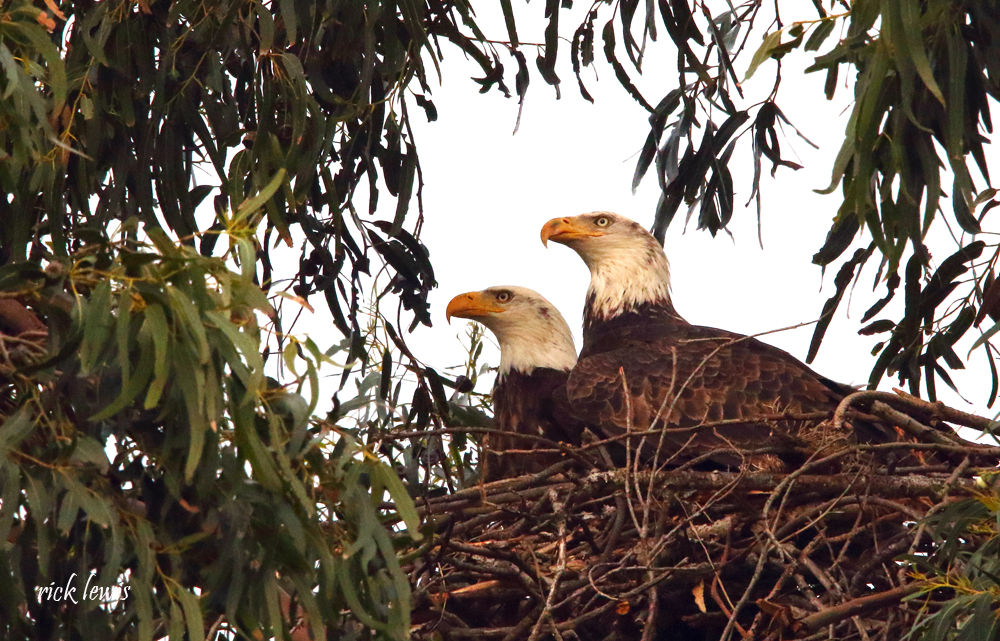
[406,392,1000,641]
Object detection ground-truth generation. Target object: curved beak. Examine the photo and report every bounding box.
[445,291,503,323]
[540,217,603,247]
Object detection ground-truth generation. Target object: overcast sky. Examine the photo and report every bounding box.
[392,1,998,421]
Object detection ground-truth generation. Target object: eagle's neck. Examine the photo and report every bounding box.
[582,235,678,323]
[495,323,577,378]
[581,299,686,357]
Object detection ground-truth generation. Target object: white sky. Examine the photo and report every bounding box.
[394,1,999,421]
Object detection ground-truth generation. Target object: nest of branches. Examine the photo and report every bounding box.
[405,392,1000,641]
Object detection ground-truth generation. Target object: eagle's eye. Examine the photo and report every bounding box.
[496,291,513,303]
[594,215,611,227]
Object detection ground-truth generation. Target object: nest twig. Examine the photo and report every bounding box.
[404,397,1000,641]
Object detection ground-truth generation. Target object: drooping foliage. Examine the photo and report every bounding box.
[0,0,503,638]
[0,232,426,639]
[905,485,1000,641]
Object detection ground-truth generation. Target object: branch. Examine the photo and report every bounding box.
[789,584,923,635]
[587,469,980,500]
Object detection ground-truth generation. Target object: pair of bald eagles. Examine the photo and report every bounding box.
[446,212,867,481]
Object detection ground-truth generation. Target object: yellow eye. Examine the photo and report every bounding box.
[496,291,513,303]
[594,216,611,227]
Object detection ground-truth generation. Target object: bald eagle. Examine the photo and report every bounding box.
[541,211,867,466]
[446,286,581,481]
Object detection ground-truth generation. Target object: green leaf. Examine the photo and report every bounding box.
[918,137,942,234]
[62,473,113,528]
[235,237,257,282]
[115,286,133,383]
[90,330,155,421]
[146,227,181,258]
[894,0,945,105]
[185,414,206,483]
[305,358,319,418]
[98,521,124,587]
[278,0,297,45]
[207,310,263,392]
[23,473,52,577]
[372,463,422,542]
[633,126,660,194]
[168,599,184,641]
[953,174,982,235]
[232,276,275,315]
[264,571,283,638]
[337,556,388,631]
[282,340,298,375]
[274,390,310,434]
[804,18,837,52]
[267,410,315,517]
[231,382,283,492]
[80,94,94,120]
[0,404,35,456]
[276,501,307,554]
[0,43,20,100]
[56,488,79,535]
[132,563,155,640]
[279,51,305,84]
[9,20,66,114]
[80,280,113,374]
[142,303,170,409]
[71,435,111,473]
[815,79,858,194]
[234,168,287,225]
[859,319,896,335]
[167,285,210,364]
[946,28,969,159]
[744,28,784,81]
[176,587,204,641]
[172,340,206,417]
[0,460,20,548]
[985,342,998,408]
[117,512,151,640]
[974,188,997,207]
[254,0,275,54]
[970,320,1000,354]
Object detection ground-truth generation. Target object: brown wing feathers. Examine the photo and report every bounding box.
[565,323,845,467]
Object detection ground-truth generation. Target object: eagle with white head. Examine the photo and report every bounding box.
[446,286,581,480]
[541,211,875,465]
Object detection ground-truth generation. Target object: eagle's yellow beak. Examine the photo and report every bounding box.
[540,217,604,246]
[445,291,503,323]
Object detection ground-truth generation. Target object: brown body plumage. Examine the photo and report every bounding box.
[489,368,581,479]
